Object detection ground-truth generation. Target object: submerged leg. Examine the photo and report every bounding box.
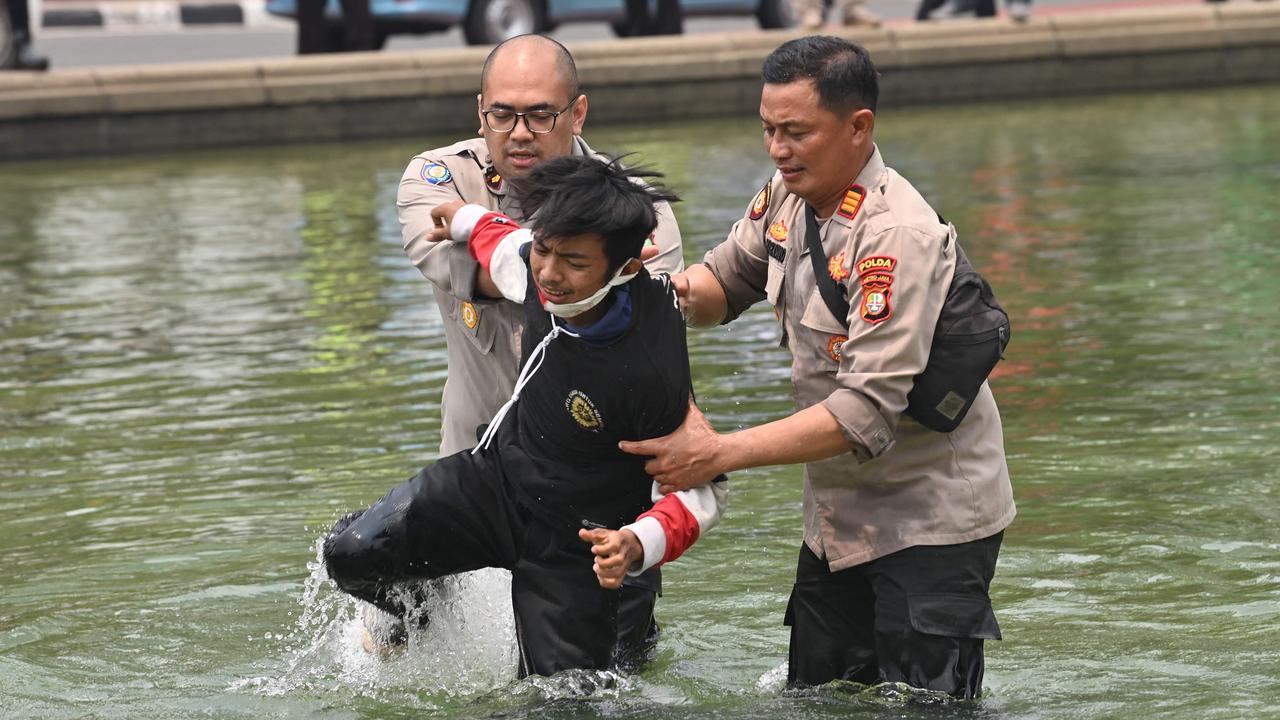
[322,449,524,619]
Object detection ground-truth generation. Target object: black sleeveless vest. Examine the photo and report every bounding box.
[511,260,691,530]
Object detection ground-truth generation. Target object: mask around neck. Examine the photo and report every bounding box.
[542,262,637,318]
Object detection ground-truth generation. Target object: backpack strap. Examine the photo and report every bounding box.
[804,204,851,325]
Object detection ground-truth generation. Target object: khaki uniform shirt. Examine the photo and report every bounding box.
[398,136,685,456]
[704,146,1015,571]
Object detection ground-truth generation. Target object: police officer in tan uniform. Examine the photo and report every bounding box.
[396,34,684,663]
[621,36,1014,698]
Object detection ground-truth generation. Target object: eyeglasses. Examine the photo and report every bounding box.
[481,97,579,134]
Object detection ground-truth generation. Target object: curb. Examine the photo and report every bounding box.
[6,3,1280,161]
[42,0,266,29]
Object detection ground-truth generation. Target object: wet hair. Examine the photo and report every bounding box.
[507,155,679,273]
[481,34,580,103]
[761,35,879,115]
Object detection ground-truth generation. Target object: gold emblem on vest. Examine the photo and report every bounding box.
[461,301,479,329]
[565,389,603,431]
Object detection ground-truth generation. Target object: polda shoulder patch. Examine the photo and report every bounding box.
[837,184,866,220]
[749,182,771,220]
[856,254,897,325]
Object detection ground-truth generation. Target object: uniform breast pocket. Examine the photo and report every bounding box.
[446,295,497,355]
[799,289,851,365]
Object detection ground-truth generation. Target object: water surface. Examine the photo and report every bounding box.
[2,84,1278,719]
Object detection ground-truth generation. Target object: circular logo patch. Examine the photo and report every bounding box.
[827,335,847,362]
[421,163,452,185]
[565,390,603,431]
[461,301,478,329]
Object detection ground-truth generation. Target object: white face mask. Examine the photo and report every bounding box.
[541,262,638,318]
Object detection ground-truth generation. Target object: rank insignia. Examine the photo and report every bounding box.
[421,163,452,185]
[827,335,847,362]
[484,166,503,193]
[749,182,771,220]
[461,301,479,329]
[828,251,850,282]
[768,219,789,243]
[565,389,603,431]
[860,283,892,324]
[838,184,866,220]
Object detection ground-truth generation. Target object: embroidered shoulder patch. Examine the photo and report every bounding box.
[856,255,897,276]
[565,390,603,431]
[484,166,503,193]
[461,301,479,329]
[749,182,771,220]
[860,283,892,324]
[828,251,850,281]
[421,163,452,185]
[837,184,866,220]
[857,254,896,324]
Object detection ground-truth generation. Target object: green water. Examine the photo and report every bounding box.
[2,84,1278,719]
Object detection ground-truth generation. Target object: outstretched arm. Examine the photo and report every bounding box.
[620,398,851,494]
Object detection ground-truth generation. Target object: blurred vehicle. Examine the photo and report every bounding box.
[265,0,794,48]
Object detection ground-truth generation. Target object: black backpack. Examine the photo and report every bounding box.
[804,206,1011,432]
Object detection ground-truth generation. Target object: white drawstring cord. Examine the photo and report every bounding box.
[472,313,580,454]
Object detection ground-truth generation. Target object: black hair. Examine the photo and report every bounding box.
[507,155,680,273]
[761,35,879,115]
[481,34,580,103]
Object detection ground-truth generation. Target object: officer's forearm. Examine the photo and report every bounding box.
[679,264,728,328]
[718,404,852,473]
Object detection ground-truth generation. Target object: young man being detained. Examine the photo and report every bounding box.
[323,155,727,678]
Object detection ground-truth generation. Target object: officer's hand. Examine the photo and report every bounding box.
[426,200,467,242]
[640,244,660,262]
[578,528,643,590]
[619,397,724,494]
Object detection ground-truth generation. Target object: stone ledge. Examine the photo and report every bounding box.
[4,2,1280,159]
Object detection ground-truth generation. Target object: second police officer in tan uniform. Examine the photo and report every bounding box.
[622,37,1015,698]
[396,35,685,664]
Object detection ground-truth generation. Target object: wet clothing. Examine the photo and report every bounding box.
[785,532,1003,699]
[703,145,1014,695]
[325,229,722,677]
[395,136,686,651]
[324,448,623,675]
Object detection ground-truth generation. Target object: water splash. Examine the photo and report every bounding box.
[240,535,519,699]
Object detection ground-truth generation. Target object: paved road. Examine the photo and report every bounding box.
[30,0,1204,69]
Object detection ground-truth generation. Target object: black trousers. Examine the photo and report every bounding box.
[5,0,31,35]
[323,448,647,677]
[785,532,1003,699]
